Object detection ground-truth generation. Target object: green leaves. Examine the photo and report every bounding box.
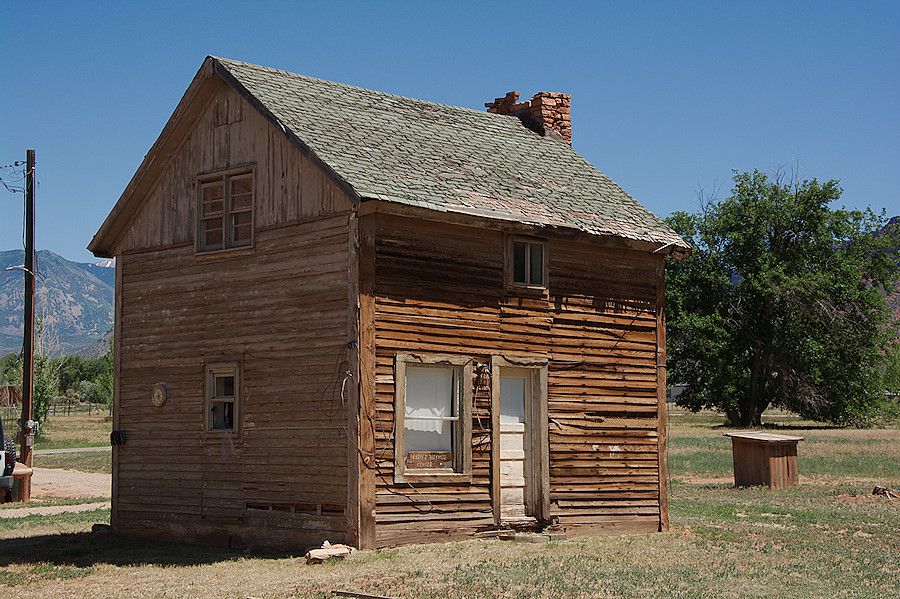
[666,170,900,426]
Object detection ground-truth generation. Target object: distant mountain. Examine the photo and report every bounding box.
[75,326,113,359]
[0,250,114,356]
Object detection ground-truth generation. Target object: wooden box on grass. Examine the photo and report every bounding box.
[724,432,803,489]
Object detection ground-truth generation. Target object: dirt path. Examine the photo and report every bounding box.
[1,467,111,518]
[30,467,111,499]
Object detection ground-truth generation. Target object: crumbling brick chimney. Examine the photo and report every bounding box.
[486,91,572,145]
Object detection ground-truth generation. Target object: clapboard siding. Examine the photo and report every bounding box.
[371,214,663,545]
[114,212,353,547]
[114,81,353,254]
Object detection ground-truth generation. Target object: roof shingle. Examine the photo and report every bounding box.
[215,57,687,250]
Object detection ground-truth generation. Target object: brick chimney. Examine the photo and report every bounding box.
[486,91,572,145]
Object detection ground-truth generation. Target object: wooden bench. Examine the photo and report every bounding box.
[724,432,803,489]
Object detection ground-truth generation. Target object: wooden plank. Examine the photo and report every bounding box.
[111,253,123,531]
[355,213,377,549]
[655,256,669,532]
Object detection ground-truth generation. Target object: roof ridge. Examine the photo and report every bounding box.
[210,55,510,119]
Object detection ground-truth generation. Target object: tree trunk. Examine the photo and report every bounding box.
[727,403,762,427]
[727,351,766,427]
[726,407,741,427]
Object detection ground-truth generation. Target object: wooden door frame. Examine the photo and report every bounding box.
[490,356,549,526]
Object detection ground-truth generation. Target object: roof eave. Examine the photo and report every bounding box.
[88,56,363,258]
[356,198,691,255]
[88,57,222,258]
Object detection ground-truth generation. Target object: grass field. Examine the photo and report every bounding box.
[0,411,898,598]
[668,411,900,486]
[33,451,110,474]
[33,410,111,450]
[3,407,111,451]
[3,409,113,473]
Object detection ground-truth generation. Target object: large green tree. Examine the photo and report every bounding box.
[95,339,114,412]
[666,170,900,427]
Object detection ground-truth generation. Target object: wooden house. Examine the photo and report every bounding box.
[89,56,689,550]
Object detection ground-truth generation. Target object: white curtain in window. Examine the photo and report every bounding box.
[405,366,453,434]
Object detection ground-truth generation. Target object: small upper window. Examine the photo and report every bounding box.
[198,171,253,252]
[206,363,240,432]
[510,238,546,287]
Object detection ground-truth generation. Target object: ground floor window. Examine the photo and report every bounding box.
[394,354,472,482]
[206,362,240,432]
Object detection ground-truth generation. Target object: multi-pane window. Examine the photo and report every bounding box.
[394,354,472,481]
[199,171,253,252]
[510,238,546,287]
[206,363,239,432]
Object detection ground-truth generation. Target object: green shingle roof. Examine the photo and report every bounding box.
[214,57,687,250]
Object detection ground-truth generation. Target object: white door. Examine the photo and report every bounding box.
[499,369,531,521]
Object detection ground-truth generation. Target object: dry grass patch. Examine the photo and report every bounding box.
[34,451,111,474]
[1,487,898,598]
[667,411,900,486]
[35,412,111,450]
[1,411,899,598]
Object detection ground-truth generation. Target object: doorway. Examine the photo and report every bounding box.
[491,357,549,526]
[499,368,531,520]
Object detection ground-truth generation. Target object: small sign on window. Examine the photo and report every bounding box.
[405,451,452,470]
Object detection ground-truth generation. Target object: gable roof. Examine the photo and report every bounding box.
[90,56,689,257]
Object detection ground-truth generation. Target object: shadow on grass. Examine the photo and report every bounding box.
[702,422,840,431]
[0,533,297,568]
[760,422,842,431]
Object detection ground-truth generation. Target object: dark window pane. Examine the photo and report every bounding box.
[529,243,544,285]
[202,182,224,216]
[232,212,252,244]
[513,241,527,283]
[202,199,224,217]
[231,175,252,196]
[202,220,223,250]
[199,173,253,251]
[232,226,252,244]
[231,194,252,211]
[215,374,235,397]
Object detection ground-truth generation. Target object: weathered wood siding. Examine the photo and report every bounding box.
[110,79,356,548]
[370,214,664,546]
[114,80,352,253]
[115,215,352,547]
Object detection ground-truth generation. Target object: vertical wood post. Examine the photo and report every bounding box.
[347,212,377,549]
[20,149,36,502]
[110,254,123,529]
[655,256,670,531]
[357,215,377,548]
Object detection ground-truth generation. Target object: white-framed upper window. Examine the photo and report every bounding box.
[394,354,473,482]
[206,362,240,433]
[198,169,254,252]
[509,237,546,287]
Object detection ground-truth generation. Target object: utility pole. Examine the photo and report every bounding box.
[20,149,35,501]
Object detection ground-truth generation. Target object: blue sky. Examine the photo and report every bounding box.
[1,1,897,263]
